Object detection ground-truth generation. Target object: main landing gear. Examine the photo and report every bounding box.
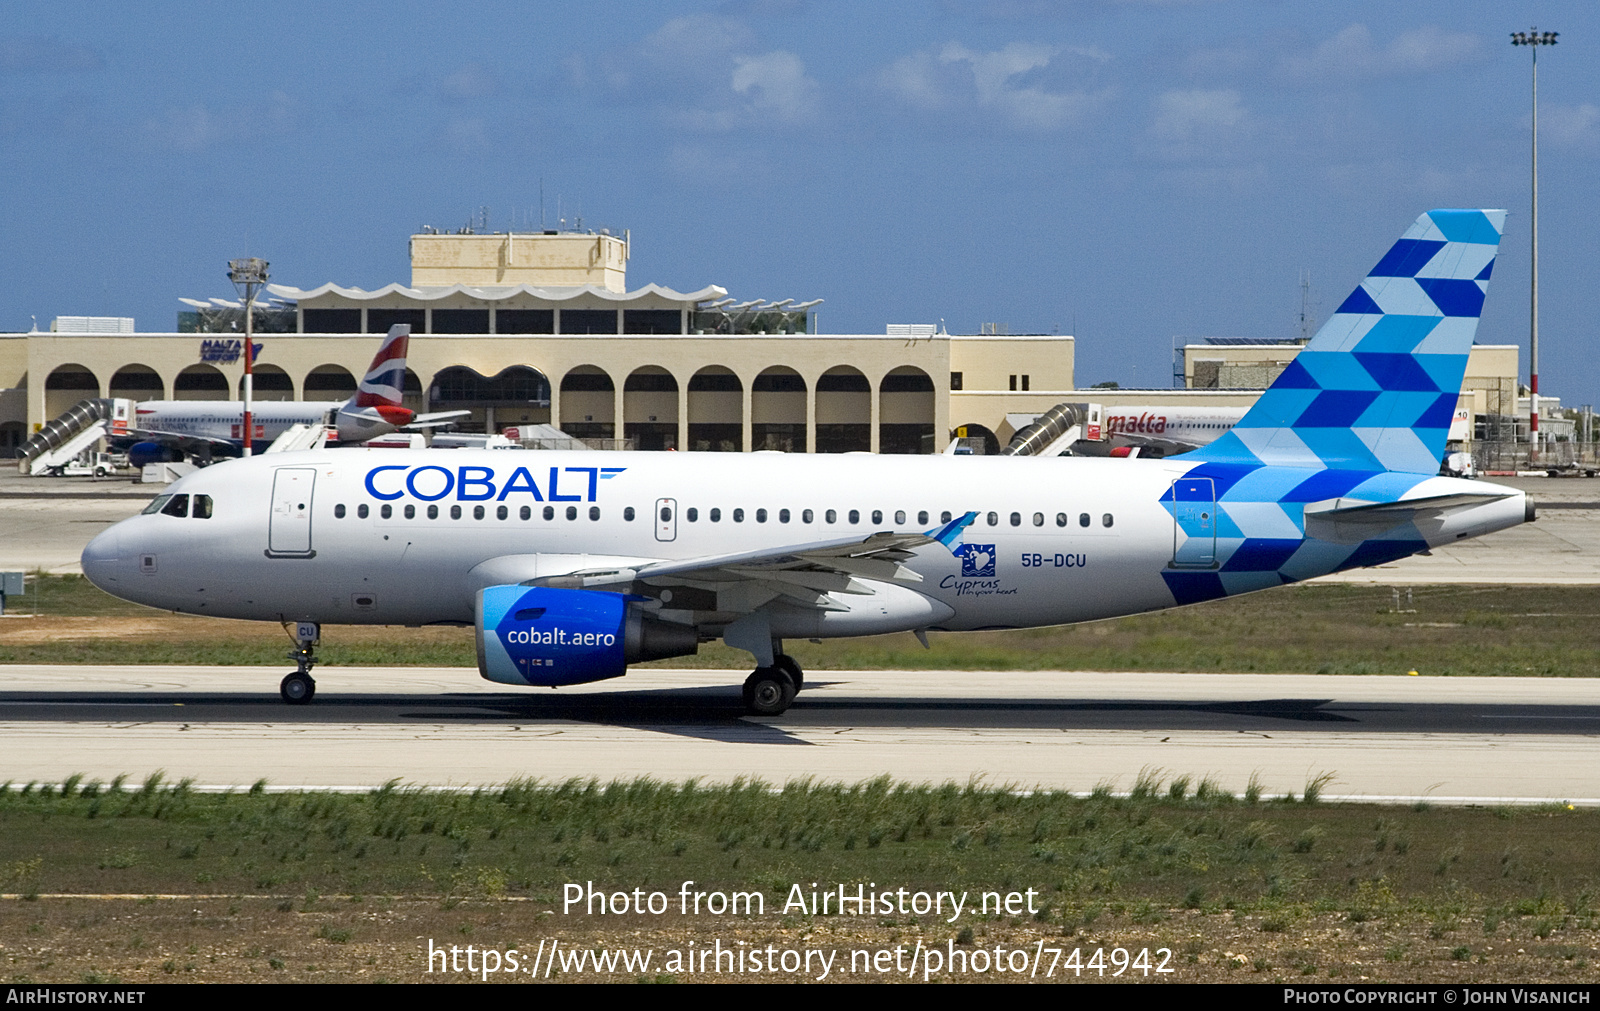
[280,621,319,705]
[742,653,804,717]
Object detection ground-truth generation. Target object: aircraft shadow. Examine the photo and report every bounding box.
[1,687,1597,744]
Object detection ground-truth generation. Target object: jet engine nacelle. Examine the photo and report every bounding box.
[475,585,698,687]
[128,442,180,468]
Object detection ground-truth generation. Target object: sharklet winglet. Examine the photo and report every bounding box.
[926,510,979,551]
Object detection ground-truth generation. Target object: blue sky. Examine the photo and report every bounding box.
[3,1,1594,403]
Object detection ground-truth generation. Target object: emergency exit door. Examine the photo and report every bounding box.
[655,498,678,542]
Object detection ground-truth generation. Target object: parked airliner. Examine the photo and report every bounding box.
[119,325,465,459]
[82,210,1531,715]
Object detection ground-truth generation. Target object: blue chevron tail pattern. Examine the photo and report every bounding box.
[1190,209,1504,475]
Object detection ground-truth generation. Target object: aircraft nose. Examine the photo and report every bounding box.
[80,525,123,590]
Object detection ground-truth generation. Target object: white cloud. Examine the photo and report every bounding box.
[610,16,820,133]
[1279,24,1484,83]
[440,63,499,102]
[881,41,1110,131]
[731,51,818,123]
[1147,89,1252,161]
[145,105,225,152]
[1538,103,1600,150]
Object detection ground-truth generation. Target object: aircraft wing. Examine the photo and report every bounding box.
[403,410,472,430]
[115,427,239,452]
[1107,431,1206,456]
[531,512,977,614]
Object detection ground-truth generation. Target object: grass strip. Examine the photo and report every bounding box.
[5,576,1600,676]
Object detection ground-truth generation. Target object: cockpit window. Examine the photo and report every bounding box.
[142,495,171,515]
[192,494,213,519]
[160,494,190,518]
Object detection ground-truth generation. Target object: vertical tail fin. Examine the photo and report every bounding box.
[354,324,410,408]
[1191,209,1505,473]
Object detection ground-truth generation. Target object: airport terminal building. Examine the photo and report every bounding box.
[0,229,1081,457]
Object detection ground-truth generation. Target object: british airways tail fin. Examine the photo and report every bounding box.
[354,324,409,408]
[1190,209,1505,474]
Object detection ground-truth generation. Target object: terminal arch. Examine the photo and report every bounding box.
[559,365,615,442]
[173,364,227,402]
[879,366,936,454]
[815,365,870,453]
[428,365,551,432]
[752,366,805,452]
[109,365,164,401]
[45,364,99,418]
[623,366,679,451]
[237,364,294,401]
[687,366,742,452]
[950,422,1001,456]
[0,421,24,459]
[303,364,357,401]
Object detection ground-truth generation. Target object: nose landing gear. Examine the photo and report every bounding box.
[280,621,320,705]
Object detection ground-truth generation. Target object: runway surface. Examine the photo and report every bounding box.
[4,666,1598,803]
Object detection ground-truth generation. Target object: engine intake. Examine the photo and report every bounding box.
[475,585,698,687]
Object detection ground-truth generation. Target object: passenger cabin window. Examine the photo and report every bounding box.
[521,506,532,520]
[496,505,507,520]
[685,507,696,522]
[427,505,439,519]
[624,506,636,521]
[473,505,484,520]
[566,506,578,521]
[1055,512,1067,527]
[334,504,346,519]
[543,506,555,520]
[1010,512,1021,527]
[986,512,998,526]
[940,511,952,523]
[848,510,860,524]
[710,508,722,522]
[1033,512,1044,527]
[756,508,767,523]
[825,509,836,523]
[450,505,462,520]
[404,504,415,519]
[895,510,906,525]
[357,504,368,519]
[801,509,813,523]
[871,510,883,524]
[1078,513,1090,528]
[1103,513,1114,528]
[589,507,600,521]
[917,511,928,525]
[733,508,745,522]
[193,495,214,519]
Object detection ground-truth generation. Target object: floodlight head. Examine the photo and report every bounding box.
[1511,29,1558,46]
[228,257,270,285]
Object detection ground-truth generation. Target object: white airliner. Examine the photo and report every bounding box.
[119,326,466,458]
[82,210,1532,716]
[1095,405,1251,457]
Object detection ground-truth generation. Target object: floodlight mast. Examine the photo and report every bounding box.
[1511,28,1557,461]
[228,258,269,457]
